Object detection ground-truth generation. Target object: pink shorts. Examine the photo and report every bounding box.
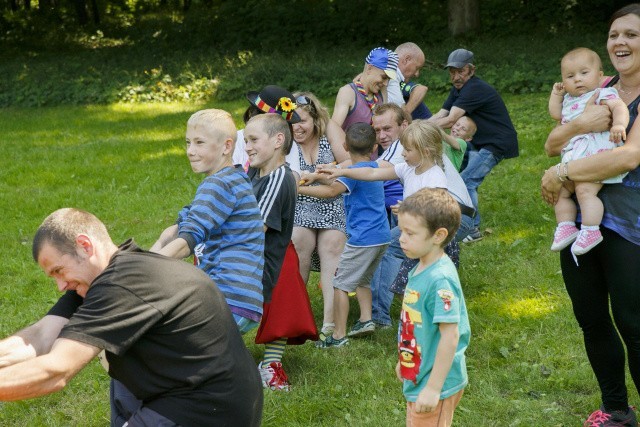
[406,389,464,427]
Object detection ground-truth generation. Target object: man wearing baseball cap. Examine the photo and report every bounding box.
[428,48,519,243]
[332,47,399,131]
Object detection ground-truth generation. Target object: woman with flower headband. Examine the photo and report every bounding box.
[291,91,349,338]
[332,47,399,131]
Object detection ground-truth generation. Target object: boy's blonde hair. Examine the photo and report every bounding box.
[247,113,293,155]
[398,188,461,247]
[456,116,477,140]
[293,91,330,138]
[561,47,603,72]
[187,109,237,149]
[401,120,444,169]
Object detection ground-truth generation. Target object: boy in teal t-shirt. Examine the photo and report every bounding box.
[395,188,470,426]
[441,116,476,171]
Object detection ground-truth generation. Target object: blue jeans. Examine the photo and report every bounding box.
[460,146,502,228]
[371,226,404,326]
[455,213,475,242]
[111,379,178,427]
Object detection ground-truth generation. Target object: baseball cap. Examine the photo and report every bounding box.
[445,49,474,69]
[365,47,399,79]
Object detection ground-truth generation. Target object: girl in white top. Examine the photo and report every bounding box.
[316,120,447,202]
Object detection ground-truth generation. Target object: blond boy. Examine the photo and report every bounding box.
[396,188,470,426]
[150,109,265,333]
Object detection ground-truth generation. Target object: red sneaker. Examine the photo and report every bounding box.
[258,361,290,391]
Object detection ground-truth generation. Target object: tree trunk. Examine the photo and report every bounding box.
[10,0,18,11]
[24,0,31,10]
[73,0,88,25]
[89,0,100,24]
[448,0,480,36]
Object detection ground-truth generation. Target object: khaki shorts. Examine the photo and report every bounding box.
[333,243,388,293]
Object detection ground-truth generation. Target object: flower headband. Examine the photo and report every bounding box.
[254,95,298,121]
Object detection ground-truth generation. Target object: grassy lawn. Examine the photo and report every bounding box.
[0,94,637,426]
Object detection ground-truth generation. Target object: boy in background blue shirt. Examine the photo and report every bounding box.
[299,123,390,348]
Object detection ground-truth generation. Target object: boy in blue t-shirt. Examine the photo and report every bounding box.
[299,123,391,348]
[395,188,470,426]
[150,109,265,334]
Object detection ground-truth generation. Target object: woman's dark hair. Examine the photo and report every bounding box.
[610,3,640,27]
[242,105,262,124]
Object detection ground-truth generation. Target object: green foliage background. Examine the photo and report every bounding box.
[0,0,629,107]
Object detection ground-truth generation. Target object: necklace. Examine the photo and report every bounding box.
[617,82,638,94]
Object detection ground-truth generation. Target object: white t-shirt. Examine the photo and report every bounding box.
[381,141,473,208]
[233,129,301,173]
[394,163,447,198]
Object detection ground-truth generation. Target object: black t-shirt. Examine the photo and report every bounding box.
[54,240,262,427]
[248,165,296,302]
[443,76,519,159]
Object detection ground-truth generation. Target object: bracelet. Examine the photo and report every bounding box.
[555,164,565,182]
[555,162,569,182]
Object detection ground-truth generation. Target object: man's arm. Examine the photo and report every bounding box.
[413,322,459,413]
[149,224,178,253]
[0,338,99,401]
[154,237,191,259]
[0,315,69,368]
[318,165,398,182]
[403,84,428,115]
[332,85,355,128]
[428,106,466,130]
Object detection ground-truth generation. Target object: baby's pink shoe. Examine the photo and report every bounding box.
[551,223,579,251]
[571,228,603,256]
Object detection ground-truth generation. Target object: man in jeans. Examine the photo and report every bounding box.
[429,49,519,242]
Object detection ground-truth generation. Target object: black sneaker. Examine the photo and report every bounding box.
[584,406,637,427]
[347,320,375,337]
[461,228,483,243]
[315,335,349,349]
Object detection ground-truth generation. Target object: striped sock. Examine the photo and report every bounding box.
[263,338,287,364]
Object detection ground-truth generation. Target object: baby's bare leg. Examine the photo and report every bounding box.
[554,184,577,224]
[574,181,604,226]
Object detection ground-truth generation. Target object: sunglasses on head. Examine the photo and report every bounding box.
[296,95,311,106]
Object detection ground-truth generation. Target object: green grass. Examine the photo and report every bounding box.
[0,96,638,426]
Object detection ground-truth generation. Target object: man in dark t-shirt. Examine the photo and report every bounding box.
[429,49,519,242]
[0,208,262,426]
